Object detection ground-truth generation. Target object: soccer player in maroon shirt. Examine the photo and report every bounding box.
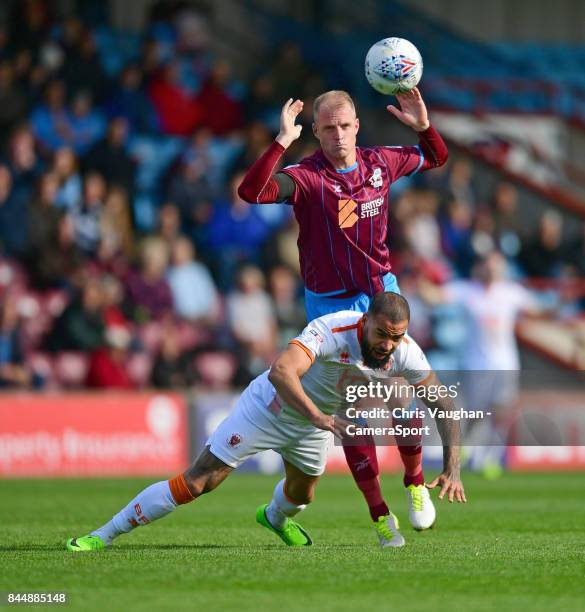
[238,89,449,540]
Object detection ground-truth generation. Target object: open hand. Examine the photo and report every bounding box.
[386,87,429,132]
[426,472,467,503]
[276,98,304,148]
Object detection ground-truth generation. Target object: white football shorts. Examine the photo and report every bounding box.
[206,383,332,476]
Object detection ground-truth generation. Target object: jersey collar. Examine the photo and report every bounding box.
[317,148,360,174]
[336,162,358,174]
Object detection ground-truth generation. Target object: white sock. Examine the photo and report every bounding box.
[91,480,177,545]
[265,479,306,530]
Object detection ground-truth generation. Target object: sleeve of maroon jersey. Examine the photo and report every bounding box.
[377,124,449,182]
[278,162,315,205]
[377,145,425,182]
[237,141,289,204]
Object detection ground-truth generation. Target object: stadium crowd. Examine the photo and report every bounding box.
[0,0,583,390]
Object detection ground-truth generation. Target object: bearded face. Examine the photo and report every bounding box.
[359,314,409,369]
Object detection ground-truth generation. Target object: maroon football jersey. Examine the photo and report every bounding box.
[280,145,424,295]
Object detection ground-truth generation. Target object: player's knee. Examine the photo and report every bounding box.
[183,472,218,498]
[286,484,315,506]
[182,474,202,498]
[183,464,226,497]
[183,447,232,497]
[289,492,313,506]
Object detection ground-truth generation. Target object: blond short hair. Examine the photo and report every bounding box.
[313,90,356,121]
[140,236,169,271]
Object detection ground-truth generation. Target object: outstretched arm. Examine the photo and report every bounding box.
[238,98,303,204]
[387,87,448,170]
[418,372,466,503]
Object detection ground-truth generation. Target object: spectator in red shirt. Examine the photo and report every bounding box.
[196,59,243,136]
[86,326,135,389]
[148,61,202,136]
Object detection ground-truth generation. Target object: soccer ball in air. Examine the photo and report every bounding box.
[365,37,423,95]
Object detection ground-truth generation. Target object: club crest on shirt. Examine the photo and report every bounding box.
[339,351,351,364]
[228,433,242,447]
[332,182,342,193]
[369,167,383,188]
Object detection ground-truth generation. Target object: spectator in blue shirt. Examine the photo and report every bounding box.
[105,64,159,134]
[68,90,106,156]
[0,164,29,256]
[167,235,219,322]
[207,172,271,288]
[30,79,71,153]
[52,147,82,210]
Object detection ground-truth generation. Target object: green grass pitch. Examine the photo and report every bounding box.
[1,472,584,611]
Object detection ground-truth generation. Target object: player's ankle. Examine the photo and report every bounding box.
[403,472,424,487]
[368,501,390,522]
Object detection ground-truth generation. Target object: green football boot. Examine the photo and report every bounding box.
[255,504,313,546]
[66,534,106,552]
